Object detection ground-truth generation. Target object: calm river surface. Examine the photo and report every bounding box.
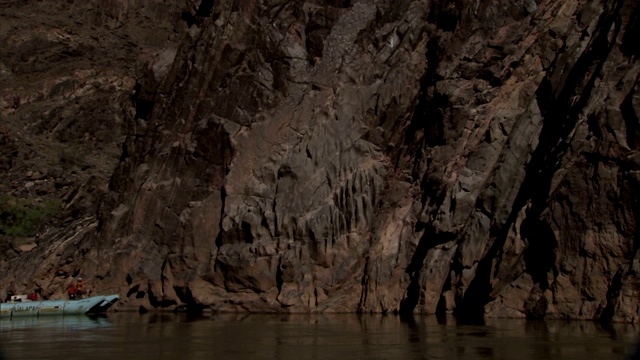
[1,312,638,360]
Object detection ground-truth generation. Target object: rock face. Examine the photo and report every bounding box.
[1,0,639,322]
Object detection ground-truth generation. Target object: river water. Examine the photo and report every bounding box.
[1,312,638,360]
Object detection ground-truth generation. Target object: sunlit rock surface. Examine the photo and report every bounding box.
[1,0,639,322]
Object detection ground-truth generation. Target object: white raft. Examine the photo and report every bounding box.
[0,295,119,318]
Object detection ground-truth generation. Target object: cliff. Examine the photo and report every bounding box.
[1,0,639,322]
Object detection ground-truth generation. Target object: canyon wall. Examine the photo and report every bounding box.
[1,0,639,322]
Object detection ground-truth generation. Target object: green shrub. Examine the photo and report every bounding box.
[0,195,62,237]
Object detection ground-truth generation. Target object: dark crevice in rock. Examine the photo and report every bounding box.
[620,85,640,150]
[478,68,504,87]
[587,112,603,139]
[416,93,448,149]
[272,198,280,238]
[183,0,216,28]
[134,97,154,120]
[404,36,444,145]
[216,186,226,248]
[599,269,623,322]
[182,11,198,28]
[357,256,370,313]
[620,2,640,58]
[521,217,557,289]
[306,227,319,261]
[400,228,455,315]
[534,76,554,117]
[428,2,458,32]
[399,273,420,316]
[173,286,204,313]
[306,18,330,62]
[453,255,495,321]
[317,0,351,8]
[126,284,140,297]
[419,177,446,213]
[214,232,223,248]
[630,191,640,276]
[277,164,296,179]
[619,168,639,292]
[132,82,155,121]
[401,36,444,181]
[241,221,254,244]
[276,260,284,293]
[195,0,214,18]
[304,3,341,65]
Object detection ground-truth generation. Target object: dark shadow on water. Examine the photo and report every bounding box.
[454,315,486,327]
[627,343,640,360]
[0,314,113,330]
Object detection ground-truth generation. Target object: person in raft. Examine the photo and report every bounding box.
[76,278,85,299]
[67,282,77,300]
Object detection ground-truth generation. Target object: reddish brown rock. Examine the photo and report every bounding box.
[1,0,639,322]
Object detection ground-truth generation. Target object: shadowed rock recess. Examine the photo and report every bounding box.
[1,0,639,321]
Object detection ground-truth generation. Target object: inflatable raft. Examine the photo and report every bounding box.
[0,295,119,318]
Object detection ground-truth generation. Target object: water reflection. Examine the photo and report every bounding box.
[0,315,112,331]
[0,312,638,360]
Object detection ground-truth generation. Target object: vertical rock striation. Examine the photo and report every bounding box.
[1,0,639,321]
